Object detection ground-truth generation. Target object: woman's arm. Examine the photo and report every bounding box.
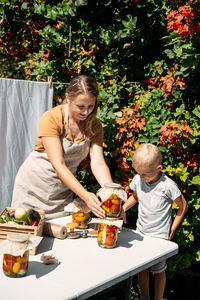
[42,136,105,218]
[90,143,113,187]
[169,194,188,240]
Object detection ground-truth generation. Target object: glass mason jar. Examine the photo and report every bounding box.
[72,210,91,229]
[97,223,118,249]
[3,250,29,278]
[98,183,125,218]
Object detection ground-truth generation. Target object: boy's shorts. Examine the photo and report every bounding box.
[150,260,167,274]
[135,228,167,274]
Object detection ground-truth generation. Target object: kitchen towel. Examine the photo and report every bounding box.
[0,78,53,211]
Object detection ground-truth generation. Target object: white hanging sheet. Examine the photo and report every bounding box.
[0,78,53,211]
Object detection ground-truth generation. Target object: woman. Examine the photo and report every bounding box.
[12,75,113,219]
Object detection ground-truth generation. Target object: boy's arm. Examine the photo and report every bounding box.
[120,191,138,224]
[169,194,188,240]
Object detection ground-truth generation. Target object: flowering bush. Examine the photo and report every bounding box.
[167,3,200,38]
[159,120,193,146]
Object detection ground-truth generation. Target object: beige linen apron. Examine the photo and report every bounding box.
[12,105,90,220]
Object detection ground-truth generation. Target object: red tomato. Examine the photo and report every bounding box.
[110,204,119,212]
[110,225,118,231]
[3,259,12,272]
[9,210,15,218]
[30,221,39,226]
[20,262,28,270]
[103,199,112,208]
[107,231,115,238]
[105,237,115,246]
[4,254,13,260]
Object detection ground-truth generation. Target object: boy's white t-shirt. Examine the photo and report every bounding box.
[130,172,181,239]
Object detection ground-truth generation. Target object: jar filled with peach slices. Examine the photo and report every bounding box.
[97,183,127,218]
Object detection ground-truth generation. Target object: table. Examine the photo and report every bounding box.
[0,216,178,300]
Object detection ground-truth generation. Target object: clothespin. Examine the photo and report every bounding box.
[48,76,53,88]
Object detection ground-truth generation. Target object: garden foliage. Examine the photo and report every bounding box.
[0,0,199,276]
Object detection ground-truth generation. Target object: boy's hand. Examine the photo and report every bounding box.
[168,229,175,240]
[120,206,127,224]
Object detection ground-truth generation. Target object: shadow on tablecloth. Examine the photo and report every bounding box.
[117,228,143,248]
[36,236,55,254]
[27,260,61,278]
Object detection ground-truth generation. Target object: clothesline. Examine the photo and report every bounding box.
[47,76,140,88]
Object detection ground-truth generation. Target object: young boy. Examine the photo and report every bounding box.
[121,143,187,300]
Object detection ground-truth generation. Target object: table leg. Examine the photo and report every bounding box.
[125,276,133,300]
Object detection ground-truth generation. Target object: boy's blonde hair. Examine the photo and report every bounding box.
[132,143,162,169]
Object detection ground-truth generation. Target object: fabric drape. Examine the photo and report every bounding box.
[0,78,53,211]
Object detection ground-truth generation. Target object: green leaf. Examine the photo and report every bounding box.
[193,106,200,118]
[174,104,185,117]
[138,136,149,143]
[21,2,28,10]
[74,0,88,6]
[164,49,174,59]
[122,15,137,30]
[191,176,200,185]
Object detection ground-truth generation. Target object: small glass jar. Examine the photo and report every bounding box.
[2,233,30,278]
[97,223,118,249]
[101,193,122,218]
[3,250,29,278]
[97,183,127,218]
[72,210,91,229]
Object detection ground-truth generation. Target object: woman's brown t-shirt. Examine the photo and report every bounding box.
[34,104,104,151]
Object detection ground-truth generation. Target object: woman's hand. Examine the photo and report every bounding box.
[84,192,105,218]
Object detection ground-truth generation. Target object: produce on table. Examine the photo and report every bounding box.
[66,222,79,232]
[72,210,91,229]
[97,223,118,248]
[101,193,122,217]
[0,209,41,226]
[14,208,27,221]
[3,250,29,278]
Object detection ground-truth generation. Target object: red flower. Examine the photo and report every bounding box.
[25,70,32,76]
[159,120,193,146]
[64,67,76,75]
[167,4,197,38]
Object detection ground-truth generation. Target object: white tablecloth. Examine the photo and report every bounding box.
[0,216,178,300]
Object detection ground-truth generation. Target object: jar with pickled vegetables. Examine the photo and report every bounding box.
[3,250,29,278]
[1,233,30,278]
[97,183,127,218]
[72,210,91,229]
[97,223,118,249]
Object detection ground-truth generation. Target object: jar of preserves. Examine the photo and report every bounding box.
[72,210,91,229]
[1,233,30,278]
[97,183,127,218]
[3,250,29,278]
[97,223,119,249]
